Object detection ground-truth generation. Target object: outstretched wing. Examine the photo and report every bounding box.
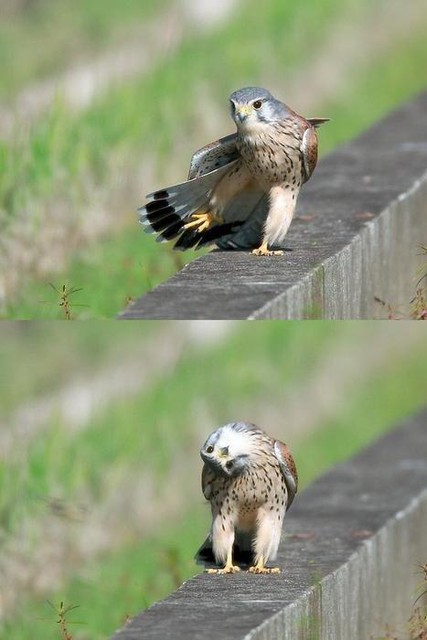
[273,440,298,510]
[187,133,238,180]
[139,132,265,250]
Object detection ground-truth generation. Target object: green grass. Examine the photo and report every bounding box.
[0,322,160,416]
[2,324,427,639]
[1,504,207,640]
[319,19,427,151]
[0,0,167,99]
[2,229,198,319]
[295,340,427,483]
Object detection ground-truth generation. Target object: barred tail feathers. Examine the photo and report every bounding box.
[138,163,234,249]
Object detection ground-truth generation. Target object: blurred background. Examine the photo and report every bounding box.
[0,0,426,318]
[0,321,426,638]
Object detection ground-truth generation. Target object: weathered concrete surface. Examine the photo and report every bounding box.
[121,91,427,319]
[111,408,427,640]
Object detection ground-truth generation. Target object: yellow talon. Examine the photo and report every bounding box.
[183,210,223,233]
[206,564,241,574]
[248,565,280,574]
[252,241,284,256]
[248,555,281,574]
[206,548,240,574]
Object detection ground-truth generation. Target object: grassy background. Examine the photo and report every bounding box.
[0,0,165,99]
[1,322,426,639]
[1,0,427,317]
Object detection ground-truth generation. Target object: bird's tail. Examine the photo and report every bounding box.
[138,163,240,250]
[307,117,330,128]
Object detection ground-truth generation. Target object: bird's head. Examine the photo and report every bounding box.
[200,422,257,478]
[229,87,288,132]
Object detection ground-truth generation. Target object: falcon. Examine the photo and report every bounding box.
[195,422,298,574]
[139,87,328,255]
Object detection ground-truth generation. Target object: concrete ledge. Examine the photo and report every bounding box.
[120,92,427,319]
[111,408,427,639]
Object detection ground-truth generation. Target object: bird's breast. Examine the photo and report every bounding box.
[237,132,302,186]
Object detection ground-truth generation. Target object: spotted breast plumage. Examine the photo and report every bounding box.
[195,422,298,574]
[139,87,328,255]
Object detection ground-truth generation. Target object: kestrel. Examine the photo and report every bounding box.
[195,422,298,574]
[139,87,328,256]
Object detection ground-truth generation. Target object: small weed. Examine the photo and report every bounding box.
[376,561,427,640]
[411,246,427,320]
[410,288,427,320]
[42,283,87,319]
[414,562,427,608]
[47,600,82,640]
[375,245,427,320]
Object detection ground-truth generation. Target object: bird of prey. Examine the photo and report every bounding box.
[139,87,328,255]
[195,422,298,574]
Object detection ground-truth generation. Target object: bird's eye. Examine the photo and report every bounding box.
[253,100,263,110]
[206,445,214,454]
[225,461,234,469]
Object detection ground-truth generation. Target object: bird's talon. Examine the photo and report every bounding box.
[206,565,241,574]
[252,243,284,257]
[248,566,281,574]
[184,210,223,233]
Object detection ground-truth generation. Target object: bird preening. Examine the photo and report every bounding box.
[195,422,298,574]
[139,87,329,256]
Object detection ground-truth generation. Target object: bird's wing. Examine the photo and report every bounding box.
[187,133,239,180]
[301,125,319,183]
[301,118,329,182]
[139,132,268,251]
[273,440,298,510]
[201,463,214,500]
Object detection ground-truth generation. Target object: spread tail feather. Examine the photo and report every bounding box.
[138,162,237,249]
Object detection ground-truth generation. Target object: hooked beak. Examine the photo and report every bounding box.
[235,105,251,123]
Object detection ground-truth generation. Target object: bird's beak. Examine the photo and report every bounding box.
[235,105,251,122]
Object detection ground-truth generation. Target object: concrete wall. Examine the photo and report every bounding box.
[111,409,427,640]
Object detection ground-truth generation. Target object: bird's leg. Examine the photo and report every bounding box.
[252,185,297,256]
[249,508,283,573]
[206,547,240,574]
[248,555,280,574]
[252,241,284,256]
[185,161,252,234]
[183,208,224,233]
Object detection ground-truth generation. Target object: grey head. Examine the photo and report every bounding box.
[229,86,289,127]
[200,421,257,478]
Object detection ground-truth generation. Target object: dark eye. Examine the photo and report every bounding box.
[253,100,263,110]
[206,445,214,454]
[225,461,234,469]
